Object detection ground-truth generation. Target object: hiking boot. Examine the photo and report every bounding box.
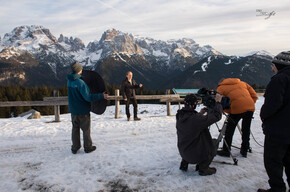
[217,150,230,157]
[199,167,217,176]
[127,117,130,121]
[71,147,80,154]
[84,146,96,153]
[257,189,270,192]
[179,160,188,171]
[240,148,247,158]
[195,164,199,171]
[134,117,141,121]
[71,149,78,154]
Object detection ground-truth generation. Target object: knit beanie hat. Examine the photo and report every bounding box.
[70,61,82,73]
[272,51,290,70]
[184,94,198,109]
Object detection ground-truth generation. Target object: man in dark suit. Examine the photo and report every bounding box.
[120,71,143,121]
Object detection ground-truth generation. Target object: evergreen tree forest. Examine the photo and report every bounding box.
[0,85,69,118]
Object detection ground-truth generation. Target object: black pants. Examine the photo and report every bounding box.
[181,156,214,172]
[126,97,138,118]
[71,114,92,150]
[182,139,216,172]
[222,111,254,151]
[264,136,290,192]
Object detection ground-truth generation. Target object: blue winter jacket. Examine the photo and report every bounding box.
[67,73,104,115]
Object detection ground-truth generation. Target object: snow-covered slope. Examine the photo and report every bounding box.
[0,97,283,191]
[240,50,274,58]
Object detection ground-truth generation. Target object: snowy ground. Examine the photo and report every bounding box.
[0,96,288,192]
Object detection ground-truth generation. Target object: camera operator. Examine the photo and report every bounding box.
[216,78,258,158]
[258,51,290,192]
[176,93,223,176]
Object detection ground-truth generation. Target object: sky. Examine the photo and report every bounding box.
[0,0,289,56]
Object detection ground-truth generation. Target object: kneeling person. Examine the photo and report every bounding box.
[176,94,223,176]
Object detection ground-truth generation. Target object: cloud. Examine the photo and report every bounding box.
[0,0,290,55]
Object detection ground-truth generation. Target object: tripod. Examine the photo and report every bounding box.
[212,113,238,165]
[213,111,254,165]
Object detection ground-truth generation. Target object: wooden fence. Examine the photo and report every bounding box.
[0,89,181,121]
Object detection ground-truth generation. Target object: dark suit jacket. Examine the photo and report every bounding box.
[120,78,140,99]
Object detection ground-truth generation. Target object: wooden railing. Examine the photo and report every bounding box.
[0,89,181,121]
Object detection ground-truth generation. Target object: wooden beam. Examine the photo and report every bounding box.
[160,98,184,102]
[0,101,68,107]
[43,94,180,101]
[1,94,180,107]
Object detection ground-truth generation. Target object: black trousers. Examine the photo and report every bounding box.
[182,139,216,172]
[181,156,214,172]
[222,111,254,151]
[264,136,290,192]
[71,114,92,150]
[126,97,138,118]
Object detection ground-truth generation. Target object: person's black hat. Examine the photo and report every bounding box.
[70,61,82,73]
[272,51,290,70]
[184,94,198,108]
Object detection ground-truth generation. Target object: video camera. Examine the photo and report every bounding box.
[196,88,230,110]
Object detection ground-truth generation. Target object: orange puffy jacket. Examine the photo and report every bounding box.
[217,78,258,114]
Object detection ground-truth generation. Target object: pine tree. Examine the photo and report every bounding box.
[14,95,24,117]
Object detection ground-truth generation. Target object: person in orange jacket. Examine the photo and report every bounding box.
[216,78,258,158]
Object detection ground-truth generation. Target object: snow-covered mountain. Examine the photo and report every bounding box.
[164,53,273,88]
[239,50,274,58]
[0,25,274,88]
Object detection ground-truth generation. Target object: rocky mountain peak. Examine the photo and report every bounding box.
[1,25,57,51]
[100,28,121,41]
[58,34,85,52]
[97,28,142,56]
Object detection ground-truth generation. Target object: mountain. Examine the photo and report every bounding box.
[0,25,80,86]
[164,53,273,89]
[0,25,274,89]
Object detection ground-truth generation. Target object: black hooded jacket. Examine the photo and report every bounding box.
[260,66,290,144]
[176,103,222,164]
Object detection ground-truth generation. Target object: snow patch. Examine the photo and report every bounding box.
[173,47,191,57]
[240,50,274,58]
[90,49,102,62]
[153,49,168,57]
[193,70,201,75]
[225,59,232,65]
[241,64,250,71]
[141,48,150,55]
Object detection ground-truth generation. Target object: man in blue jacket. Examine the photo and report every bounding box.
[258,51,290,192]
[67,61,108,154]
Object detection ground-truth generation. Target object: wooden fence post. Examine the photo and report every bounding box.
[115,89,120,119]
[166,89,171,116]
[53,90,60,122]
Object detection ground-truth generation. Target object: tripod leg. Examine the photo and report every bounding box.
[215,122,239,165]
[215,114,238,165]
[223,137,238,165]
